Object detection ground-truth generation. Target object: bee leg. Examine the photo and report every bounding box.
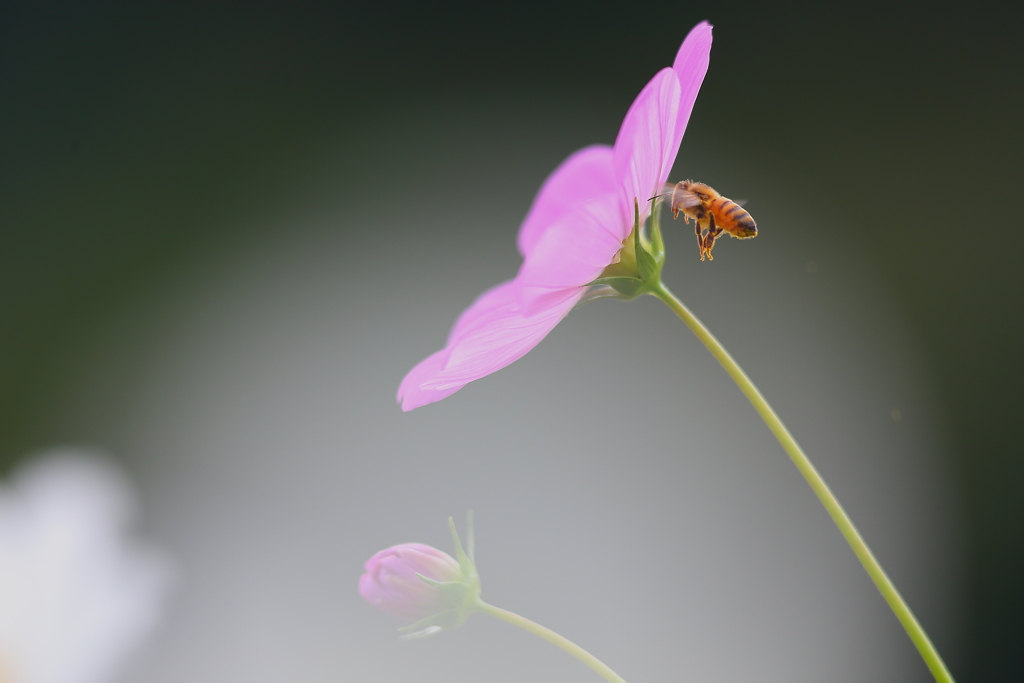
[694,217,705,260]
[704,232,722,261]
[703,214,723,261]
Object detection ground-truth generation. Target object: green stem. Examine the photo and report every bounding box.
[649,282,955,683]
[475,599,628,683]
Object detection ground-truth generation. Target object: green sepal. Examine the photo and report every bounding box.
[398,625,443,640]
[633,198,658,280]
[415,574,471,604]
[649,194,665,258]
[465,510,475,564]
[636,246,658,280]
[448,515,478,583]
[587,276,646,299]
[397,608,461,640]
[573,286,630,309]
[586,276,641,286]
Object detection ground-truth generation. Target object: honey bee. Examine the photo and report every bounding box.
[670,180,756,261]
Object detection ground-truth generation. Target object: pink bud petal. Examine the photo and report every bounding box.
[359,543,462,622]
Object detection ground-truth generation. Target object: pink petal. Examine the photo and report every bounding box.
[672,22,713,149]
[613,68,682,227]
[516,194,626,315]
[397,282,521,410]
[395,280,581,409]
[447,280,518,345]
[397,348,462,410]
[516,145,617,258]
[397,282,583,411]
[427,286,581,389]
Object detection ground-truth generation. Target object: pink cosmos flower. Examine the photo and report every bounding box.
[359,542,465,623]
[398,22,713,411]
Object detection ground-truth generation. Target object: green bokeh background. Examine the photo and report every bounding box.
[2,2,1022,680]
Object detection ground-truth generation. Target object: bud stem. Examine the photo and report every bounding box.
[474,599,629,683]
[649,281,955,683]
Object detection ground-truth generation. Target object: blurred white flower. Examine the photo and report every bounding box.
[0,450,171,683]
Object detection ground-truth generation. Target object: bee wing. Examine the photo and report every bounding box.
[733,199,747,207]
[649,183,675,202]
[671,189,704,209]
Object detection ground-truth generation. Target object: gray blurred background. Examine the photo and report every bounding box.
[1,1,1021,681]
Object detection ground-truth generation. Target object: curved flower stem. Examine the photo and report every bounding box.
[649,282,955,683]
[475,599,628,683]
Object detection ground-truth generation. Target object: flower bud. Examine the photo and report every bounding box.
[359,543,464,622]
[359,516,480,637]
